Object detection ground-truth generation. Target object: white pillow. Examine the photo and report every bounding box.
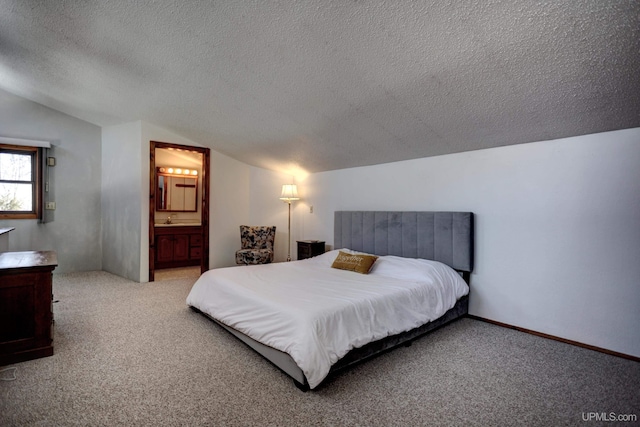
[304,249,341,267]
[370,255,462,284]
[310,251,468,296]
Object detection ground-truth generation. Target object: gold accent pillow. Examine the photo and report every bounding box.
[331,251,378,274]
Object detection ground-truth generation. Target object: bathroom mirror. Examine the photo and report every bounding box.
[156,169,198,212]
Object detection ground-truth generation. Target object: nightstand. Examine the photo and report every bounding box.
[297,240,325,260]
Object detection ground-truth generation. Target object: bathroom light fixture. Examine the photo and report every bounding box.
[158,167,198,176]
[279,184,300,262]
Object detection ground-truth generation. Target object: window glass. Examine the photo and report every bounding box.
[0,152,33,181]
[0,146,40,218]
[0,183,33,211]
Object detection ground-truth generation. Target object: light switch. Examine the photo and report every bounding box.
[45,202,56,210]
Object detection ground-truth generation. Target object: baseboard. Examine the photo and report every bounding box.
[467,315,640,363]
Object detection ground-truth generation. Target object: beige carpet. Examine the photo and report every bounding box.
[1,271,638,426]
[154,266,201,281]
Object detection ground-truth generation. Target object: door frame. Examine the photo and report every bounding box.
[149,140,210,281]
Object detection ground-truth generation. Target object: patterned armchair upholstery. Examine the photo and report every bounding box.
[235,225,276,265]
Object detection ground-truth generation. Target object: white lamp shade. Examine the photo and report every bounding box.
[280,184,300,201]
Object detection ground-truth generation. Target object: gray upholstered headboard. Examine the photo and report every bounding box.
[334,211,474,273]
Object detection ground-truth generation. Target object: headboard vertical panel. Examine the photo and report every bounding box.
[434,214,454,268]
[362,212,375,253]
[453,214,473,270]
[352,212,361,251]
[417,212,436,260]
[401,212,418,256]
[338,212,351,250]
[334,211,474,272]
[373,212,388,255]
[387,212,403,255]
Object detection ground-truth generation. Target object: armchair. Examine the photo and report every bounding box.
[235,225,276,265]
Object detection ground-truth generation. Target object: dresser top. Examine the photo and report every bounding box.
[0,227,15,236]
[0,251,58,270]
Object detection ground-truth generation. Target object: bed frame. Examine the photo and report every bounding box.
[195,211,474,390]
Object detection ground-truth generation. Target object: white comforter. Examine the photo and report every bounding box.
[186,250,469,389]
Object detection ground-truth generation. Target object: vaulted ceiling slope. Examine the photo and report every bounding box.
[1,1,638,173]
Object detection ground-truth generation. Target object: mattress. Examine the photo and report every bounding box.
[186,249,469,389]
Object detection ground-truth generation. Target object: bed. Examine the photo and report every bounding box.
[187,211,474,390]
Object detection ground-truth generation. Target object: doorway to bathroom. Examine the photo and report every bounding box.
[149,141,210,282]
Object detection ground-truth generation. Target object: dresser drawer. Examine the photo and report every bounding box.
[190,234,202,247]
[190,247,202,259]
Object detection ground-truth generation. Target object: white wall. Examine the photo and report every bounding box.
[248,168,302,262]
[141,122,205,281]
[210,153,251,267]
[137,122,254,278]
[101,121,143,282]
[0,88,102,273]
[300,128,640,358]
[140,124,297,269]
[101,121,254,280]
[142,121,254,271]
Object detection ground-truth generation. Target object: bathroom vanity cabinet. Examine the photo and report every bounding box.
[154,226,202,269]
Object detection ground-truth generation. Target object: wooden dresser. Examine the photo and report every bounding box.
[0,251,58,365]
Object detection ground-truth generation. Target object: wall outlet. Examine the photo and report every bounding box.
[45,202,56,210]
[309,205,313,214]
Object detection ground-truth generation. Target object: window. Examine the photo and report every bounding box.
[0,144,42,219]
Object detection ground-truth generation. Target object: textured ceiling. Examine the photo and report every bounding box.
[1,1,639,173]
